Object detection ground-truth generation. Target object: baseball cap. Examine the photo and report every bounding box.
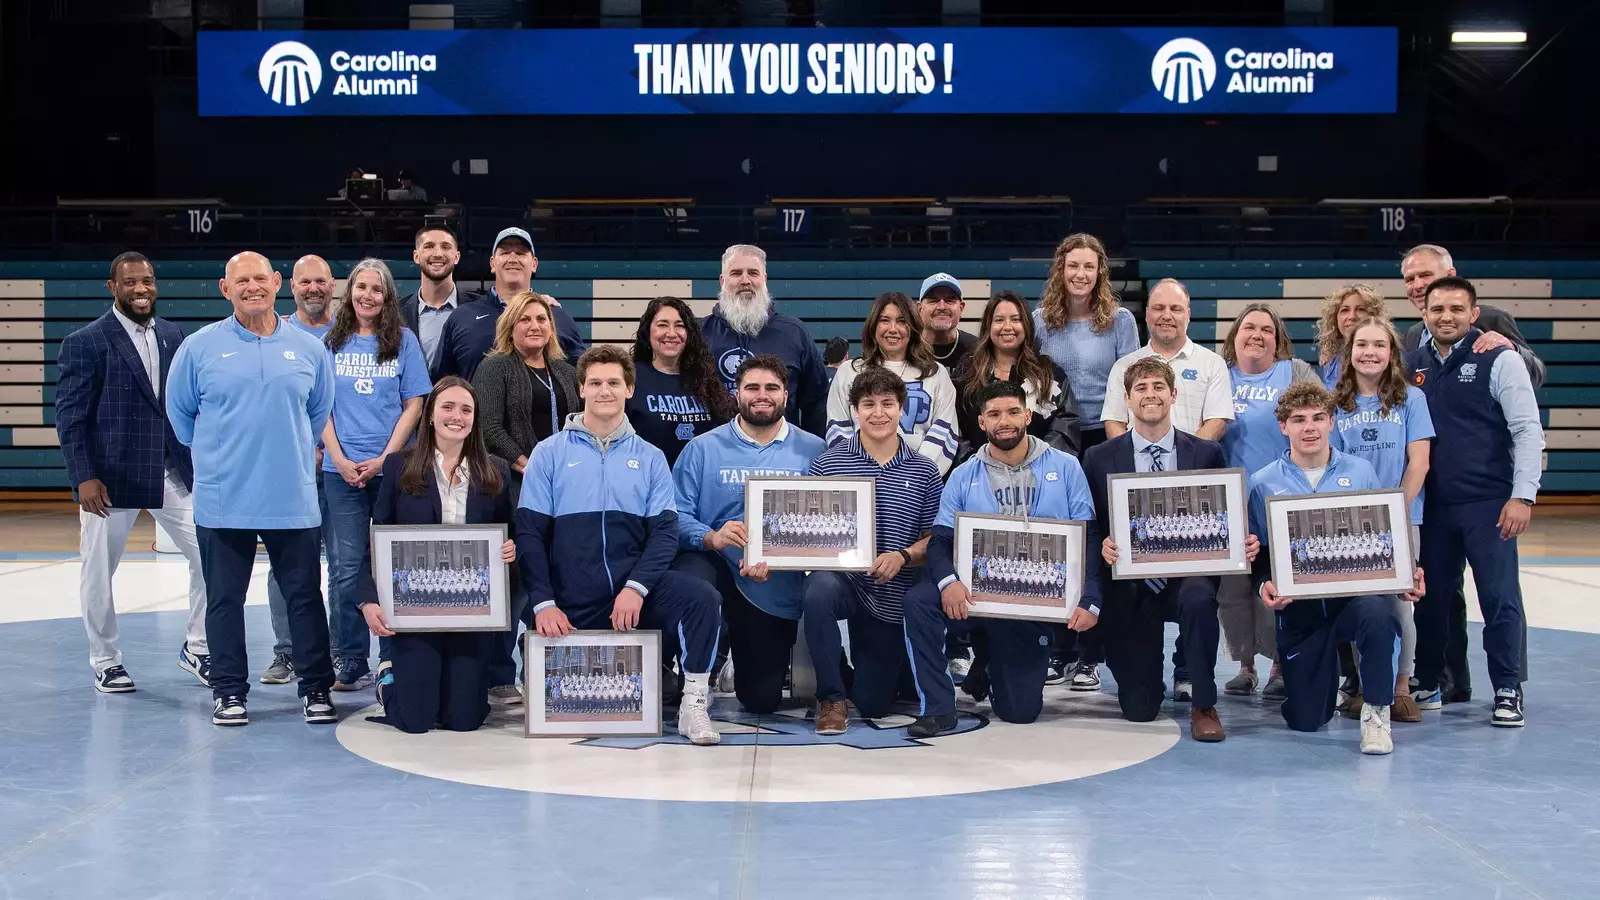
[919,273,962,300]
[491,227,535,256]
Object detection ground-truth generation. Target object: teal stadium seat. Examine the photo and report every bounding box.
[3,259,1596,492]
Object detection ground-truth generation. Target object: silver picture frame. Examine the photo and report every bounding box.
[1106,467,1250,580]
[954,512,1086,623]
[743,475,877,572]
[524,630,663,739]
[370,523,511,632]
[1264,488,1415,601]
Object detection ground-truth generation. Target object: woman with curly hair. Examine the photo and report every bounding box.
[1033,233,1139,451]
[1316,283,1389,388]
[626,296,736,466]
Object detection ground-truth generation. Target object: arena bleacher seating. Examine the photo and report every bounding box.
[2,258,1594,493]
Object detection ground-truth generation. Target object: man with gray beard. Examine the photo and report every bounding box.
[700,244,831,435]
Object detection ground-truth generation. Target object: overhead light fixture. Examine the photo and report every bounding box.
[1451,31,1527,44]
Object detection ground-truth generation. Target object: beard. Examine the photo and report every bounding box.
[422,262,455,283]
[740,402,783,428]
[718,285,773,336]
[298,295,329,319]
[987,429,1025,452]
[114,294,155,325]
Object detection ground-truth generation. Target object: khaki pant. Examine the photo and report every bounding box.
[1218,574,1275,664]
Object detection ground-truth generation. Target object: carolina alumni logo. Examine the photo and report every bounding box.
[259,41,323,107]
[1151,38,1217,104]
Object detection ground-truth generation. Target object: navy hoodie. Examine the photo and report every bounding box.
[700,307,830,437]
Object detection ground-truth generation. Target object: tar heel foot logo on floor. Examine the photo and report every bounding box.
[259,41,322,107]
[1151,38,1216,103]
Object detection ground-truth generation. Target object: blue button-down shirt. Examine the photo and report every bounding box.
[1130,426,1177,473]
[415,287,458,369]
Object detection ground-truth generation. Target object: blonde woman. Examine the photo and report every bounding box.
[1315,284,1389,388]
[1033,233,1139,452]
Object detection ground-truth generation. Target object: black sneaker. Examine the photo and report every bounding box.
[906,714,959,738]
[212,695,248,726]
[303,689,338,724]
[95,665,136,694]
[1491,687,1524,727]
[177,644,211,687]
[1069,661,1102,692]
[1044,662,1069,686]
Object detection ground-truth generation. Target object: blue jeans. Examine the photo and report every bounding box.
[323,473,384,666]
[267,471,330,657]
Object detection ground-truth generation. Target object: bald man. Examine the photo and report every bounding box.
[167,251,339,727]
[260,253,336,685]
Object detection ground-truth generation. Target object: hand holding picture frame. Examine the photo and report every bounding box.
[1264,489,1415,601]
[743,476,876,571]
[954,513,1085,623]
[524,630,663,738]
[1106,468,1250,580]
[371,524,511,632]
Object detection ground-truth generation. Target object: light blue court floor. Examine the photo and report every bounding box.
[3,558,1600,900]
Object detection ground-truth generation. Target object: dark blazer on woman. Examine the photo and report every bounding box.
[472,352,580,471]
[359,452,515,607]
[952,357,1083,465]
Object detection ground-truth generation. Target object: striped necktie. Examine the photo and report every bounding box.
[1143,445,1167,593]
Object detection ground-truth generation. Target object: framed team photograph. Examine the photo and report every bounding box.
[524,630,662,739]
[743,476,876,572]
[1264,489,1415,601]
[954,513,1085,623]
[370,525,511,632]
[1107,468,1250,580]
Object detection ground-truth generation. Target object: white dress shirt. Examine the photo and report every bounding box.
[433,450,471,525]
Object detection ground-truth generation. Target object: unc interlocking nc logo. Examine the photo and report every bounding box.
[258,41,322,107]
[1151,38,1217,104]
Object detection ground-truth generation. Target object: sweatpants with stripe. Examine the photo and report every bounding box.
[804,572,950,719]
[672,550,797,714]
[563,571,721,675]
[900,580,1054,723]
[1276,593,1397,732]
[382,631,493,734]
[1415,498,1526,693]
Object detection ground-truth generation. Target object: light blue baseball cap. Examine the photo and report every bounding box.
[919,272,962,300]
[492,226,535,256]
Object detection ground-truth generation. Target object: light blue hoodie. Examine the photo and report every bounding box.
[673,419,826,619]
[166,315,334,529]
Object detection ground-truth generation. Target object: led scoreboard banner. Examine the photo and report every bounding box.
[199,27,1398,116]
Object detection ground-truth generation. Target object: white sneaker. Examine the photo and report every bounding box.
[488,684,524,707]
[678,692,721,746]
[1360,703,1393,755]
[949,656,972,682]
[1172,680,1193,702]
[715,660,737,694]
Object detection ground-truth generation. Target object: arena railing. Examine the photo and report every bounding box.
[0,201,1596,260]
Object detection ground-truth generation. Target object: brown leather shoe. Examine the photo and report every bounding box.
[815,700,849,735]
[1391,692,1423,723]
[1191,707,1226,742]
[1337,691,1364,719]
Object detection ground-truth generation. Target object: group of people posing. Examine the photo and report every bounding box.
[1290,531,1397,577]
[762,512,858,549]
[57,231,1542,756]
[1129,511,1230,557]
[393,564,489,609]
[970,555,1072,600]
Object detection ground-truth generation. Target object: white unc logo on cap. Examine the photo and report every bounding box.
[259,41,323,107]
[1151,38,1217,104]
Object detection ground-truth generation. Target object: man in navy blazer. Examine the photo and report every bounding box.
[1082,358,1255,742]
[55,252,210,694]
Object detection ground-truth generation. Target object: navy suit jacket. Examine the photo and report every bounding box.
[54,310,193,509]
[359,453,516,609]
[1080,429,1228,613]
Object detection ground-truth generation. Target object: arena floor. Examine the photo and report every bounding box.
[3,502,1599,899]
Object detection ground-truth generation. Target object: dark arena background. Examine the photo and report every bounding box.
[3,2,1599,898]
